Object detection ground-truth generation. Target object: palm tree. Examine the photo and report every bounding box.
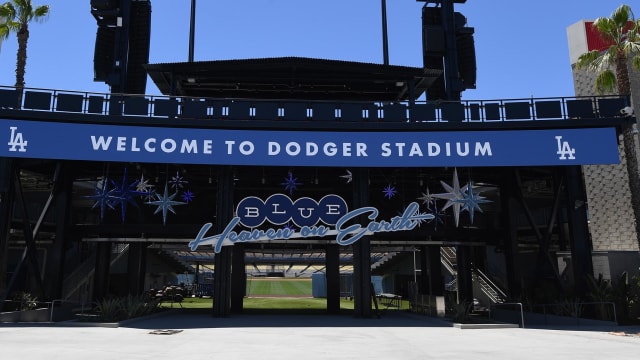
[0,0,49,91]
[576,4,640,250]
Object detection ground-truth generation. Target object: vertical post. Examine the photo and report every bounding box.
[189,0,196,62]
[455,245,473,304]
[230,244,245,314]
[0,158,15,303]
[127,243,148,295]
[326,243,340,314]
[501,169,522,299]
[93,242,112,302]
[213,166,234,317]
[565,165,593,296]
[427,245,444,295]
[381,0,389,65]
[44,162,72,300]
[352,168,372,318]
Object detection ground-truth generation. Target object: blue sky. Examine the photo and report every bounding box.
[0,1,624,100]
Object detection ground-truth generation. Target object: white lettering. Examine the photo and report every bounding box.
[323,142,337,156]
[181,139,198,154]
[381,143,391,157]
[117,137,126,151]
[268,141,280,155]
[225,140,235,154]
[456,142,469,156]
[239,141,254,155]
[428,143,440,156]
[160,139,176,153]
[475,142,492,156]
[203,140,213,154]
[356,143,368,156]
[306,142,318,156]
[409,143,423,157]
[286,142,301,155]
[145,138,156,152]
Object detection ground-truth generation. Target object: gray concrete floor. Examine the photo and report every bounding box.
[1,310,639,360]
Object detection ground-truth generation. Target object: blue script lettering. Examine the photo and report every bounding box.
[335,202,432,245]
[190,202,432,252]
[189,217,295,252]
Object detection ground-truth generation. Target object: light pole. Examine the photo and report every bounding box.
[189,0,196,62]
[381,0,389,65]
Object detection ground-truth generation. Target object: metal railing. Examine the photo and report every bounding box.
[0,85,631,125]
[1,299,90,323]
[489,301,618,328]
[490,302,525,328]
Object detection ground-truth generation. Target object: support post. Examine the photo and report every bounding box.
[427,245,444,295]
[500,169,522,299]
[230,244,245,314]
[326,243,340,314]
[565,165,593,296]
[127,243,148,295]
[213,166,234,317]
[44,162,73,300]
[93,242,112,302]
[352,168,372,318]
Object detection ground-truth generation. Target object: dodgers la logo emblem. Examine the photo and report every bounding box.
[8,126,28,152]
[555,135,575,160]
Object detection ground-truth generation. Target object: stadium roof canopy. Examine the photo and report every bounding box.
[145,57,441,101]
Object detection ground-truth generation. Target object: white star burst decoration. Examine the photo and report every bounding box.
[432,168,467,227]
[417,187,436,209]
[136,174,155,200]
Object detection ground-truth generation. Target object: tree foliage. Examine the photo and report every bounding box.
[0,0,50,89]
[576,4,640,252]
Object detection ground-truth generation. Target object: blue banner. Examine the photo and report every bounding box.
[1,119,619,167]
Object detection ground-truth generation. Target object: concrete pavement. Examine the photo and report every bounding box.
[1,310,639,360]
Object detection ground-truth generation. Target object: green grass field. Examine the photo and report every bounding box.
[245,278,312,297]
[161,278,409,313]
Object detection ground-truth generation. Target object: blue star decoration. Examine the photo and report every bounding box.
[169,171,189,190]
[382,184,397,199]
[429,202,447,231]
[280,171,303,195]
[110,168,146,223]
[181,189,195,203]
[84,178,120,221]
[146,183,186,225]
[458,182,492,224]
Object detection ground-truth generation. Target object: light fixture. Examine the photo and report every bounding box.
[187,77,196,83]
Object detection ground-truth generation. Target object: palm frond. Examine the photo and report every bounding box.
[576,50,603,70]
[594,70,617,94]
[633,55,640,71]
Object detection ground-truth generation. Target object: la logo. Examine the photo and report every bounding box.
[8,126,27,152]
[555,135,575,160]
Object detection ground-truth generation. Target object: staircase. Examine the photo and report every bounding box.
[440,246,506,306]
[62,244,130,301]
[371,252,399,271]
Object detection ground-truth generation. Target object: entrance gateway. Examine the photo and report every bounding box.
[0,0,633,319]
[0,92,628,317]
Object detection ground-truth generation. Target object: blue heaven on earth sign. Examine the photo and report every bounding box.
[3,119,620,167]
[189,194,434,252]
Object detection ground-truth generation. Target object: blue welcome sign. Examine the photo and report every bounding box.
[2,119,620,167]
[189,194,434,252]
